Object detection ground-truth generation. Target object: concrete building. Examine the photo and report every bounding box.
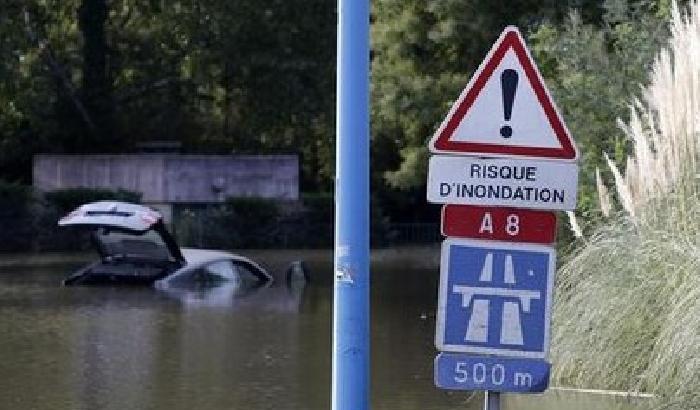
[33,154,299,219]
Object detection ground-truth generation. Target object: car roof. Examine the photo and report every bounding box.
[179,248,273,282]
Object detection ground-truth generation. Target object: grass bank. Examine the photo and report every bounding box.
[553,196,700,407]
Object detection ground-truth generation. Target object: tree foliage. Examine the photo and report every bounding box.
[0,0,682,224]
[0,0,336,190]
[530,0,677,216]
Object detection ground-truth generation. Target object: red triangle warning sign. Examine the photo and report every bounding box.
[429,26,578,160]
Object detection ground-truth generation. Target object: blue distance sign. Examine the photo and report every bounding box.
[435,238,555,358]
[434,353,550,393]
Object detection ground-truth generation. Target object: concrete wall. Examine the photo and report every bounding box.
[33,154,299,202]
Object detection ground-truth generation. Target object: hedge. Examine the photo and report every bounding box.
[0,182,37,251]
[0,185,397,252]
[171,193,393,249]
[172,195,331,249]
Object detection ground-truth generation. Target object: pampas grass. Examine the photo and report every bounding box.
[602,2,700,217]
[553,2,700,408]
[596,168,612,218]
[553,195,700,406]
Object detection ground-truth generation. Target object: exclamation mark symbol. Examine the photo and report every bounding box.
[499,69,518,138]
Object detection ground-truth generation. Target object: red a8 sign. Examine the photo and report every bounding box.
[441,205,556,244]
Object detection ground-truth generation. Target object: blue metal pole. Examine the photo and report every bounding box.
[333,0,370,409]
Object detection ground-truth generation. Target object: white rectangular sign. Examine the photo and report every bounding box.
[427,155,578,210]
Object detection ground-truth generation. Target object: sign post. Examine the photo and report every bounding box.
[333,0,370,410]
[485,392,501,410]
[426,26,579,410]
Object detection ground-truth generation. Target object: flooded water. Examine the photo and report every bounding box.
[0,249,646,410]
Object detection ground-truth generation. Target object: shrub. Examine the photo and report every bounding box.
[173,198,282,249]
[553,195,700,407]
[555,3,700,408]
[171,193,393,249]
[217,197,281,248]
[0,181,37,251]
[283,193,333,248]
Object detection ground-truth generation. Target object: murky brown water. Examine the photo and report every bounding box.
[0,249,646,410]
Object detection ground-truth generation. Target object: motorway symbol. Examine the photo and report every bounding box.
[435,238,555,359]
[428,26,577,161]
[441,205,556,244]
[426,155,578,211]
[434,352,550,393]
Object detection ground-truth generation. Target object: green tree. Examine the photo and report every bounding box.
[181,0,337,190]
[530,0,676,217]
[78,0,113,145]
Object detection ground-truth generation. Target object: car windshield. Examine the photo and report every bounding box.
[94,227,173,262]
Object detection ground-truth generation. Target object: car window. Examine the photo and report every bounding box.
[201,260,262,287]
[231,261,266,286]
[204,260,236,279]
[95,228,171,261]
[161,259,265,289]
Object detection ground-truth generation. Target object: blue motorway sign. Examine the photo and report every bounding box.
[435,238,555,358]
[434,353,550,393]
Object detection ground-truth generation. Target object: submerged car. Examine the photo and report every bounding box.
[59,201,273,287]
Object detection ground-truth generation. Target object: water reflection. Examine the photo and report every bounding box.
[0,253,649,410]
[155,279,274,308]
